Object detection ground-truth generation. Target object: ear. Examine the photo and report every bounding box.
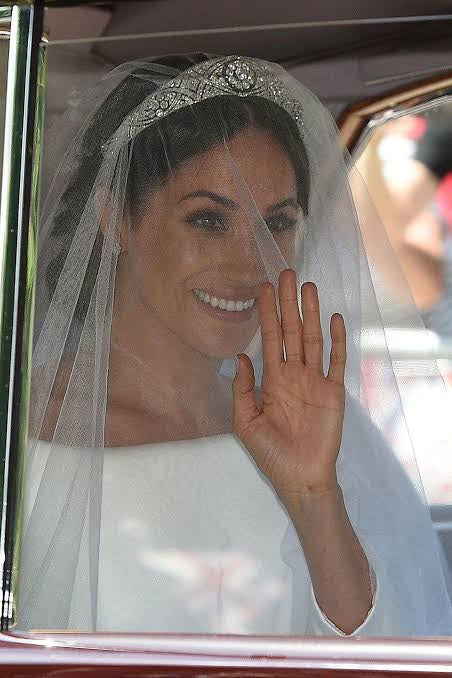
[94,188,129,254]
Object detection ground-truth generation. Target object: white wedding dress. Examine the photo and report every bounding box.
[23,429,394,636]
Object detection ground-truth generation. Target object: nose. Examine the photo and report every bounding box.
[225,216,288,285]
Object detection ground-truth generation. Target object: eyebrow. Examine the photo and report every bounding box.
[178,190,239,209]
[179,190,299,213]
[267,198,299,212]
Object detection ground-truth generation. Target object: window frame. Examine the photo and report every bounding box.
[0,2,451,674]
[338,71,452,154]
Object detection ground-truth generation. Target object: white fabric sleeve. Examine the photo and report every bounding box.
[301,539,408,636]
[282,506,407,636]
[305,564,380,636]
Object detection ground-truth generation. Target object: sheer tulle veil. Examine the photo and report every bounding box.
[16,53,452,634]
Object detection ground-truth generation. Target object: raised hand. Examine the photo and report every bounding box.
[233,268,346,514]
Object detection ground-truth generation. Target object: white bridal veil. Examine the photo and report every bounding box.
[17,54,452,635]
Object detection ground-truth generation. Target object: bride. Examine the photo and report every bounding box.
[17,54,452,636]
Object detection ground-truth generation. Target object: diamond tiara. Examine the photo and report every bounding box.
[102,56,304,156]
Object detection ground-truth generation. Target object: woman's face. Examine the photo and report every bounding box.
[124,126,301,358]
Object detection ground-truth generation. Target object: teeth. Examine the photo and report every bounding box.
[194,289,255,312]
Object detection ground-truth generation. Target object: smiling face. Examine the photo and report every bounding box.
[121,126,301,359]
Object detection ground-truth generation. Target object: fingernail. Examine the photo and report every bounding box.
[235,355,240,374]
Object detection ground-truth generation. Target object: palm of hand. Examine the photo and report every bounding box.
[233,270,346,509]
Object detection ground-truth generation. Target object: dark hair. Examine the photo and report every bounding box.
[44,55,310,333]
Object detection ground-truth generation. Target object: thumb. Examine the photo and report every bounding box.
[232,353,260,433]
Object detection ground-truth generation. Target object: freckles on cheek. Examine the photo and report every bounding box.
[153,232,214,286]
[175,231,216,268]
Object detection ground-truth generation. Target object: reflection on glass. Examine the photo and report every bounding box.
[0,8,10,625]
[0,4,45,630]
[0,9,11,199]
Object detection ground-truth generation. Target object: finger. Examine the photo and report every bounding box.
[327,313,346,385]
[232,354,260,432]
[259,282,283,372]
[301,282,323,372]
[278,269,304,362]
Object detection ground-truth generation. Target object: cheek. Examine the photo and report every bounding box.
[128,223,213,291]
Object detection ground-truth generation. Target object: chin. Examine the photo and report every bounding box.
[190,332,257,361]
[187,311,258,356]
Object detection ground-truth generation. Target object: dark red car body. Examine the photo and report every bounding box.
[1,632,452,676]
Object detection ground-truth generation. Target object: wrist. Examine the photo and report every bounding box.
[285,481,348,550]
[282,476,341,519]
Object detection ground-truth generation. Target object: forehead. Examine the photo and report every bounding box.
[163,127,297,205]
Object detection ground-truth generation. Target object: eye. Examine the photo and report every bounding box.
[186,210,227,232]
[266,213,297,233]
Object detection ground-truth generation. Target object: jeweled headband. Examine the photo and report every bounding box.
[102,56,304,156]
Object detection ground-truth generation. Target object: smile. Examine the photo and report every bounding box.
[193,288,256,312]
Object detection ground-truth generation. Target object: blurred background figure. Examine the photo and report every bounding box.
[356,108,452,513]
[358,110,452,335]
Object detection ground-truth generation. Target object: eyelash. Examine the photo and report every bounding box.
[186,210,227,232]
[185,210,298,233]
[265,215,297,233]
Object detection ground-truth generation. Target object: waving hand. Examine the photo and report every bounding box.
[233,268,346,512]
